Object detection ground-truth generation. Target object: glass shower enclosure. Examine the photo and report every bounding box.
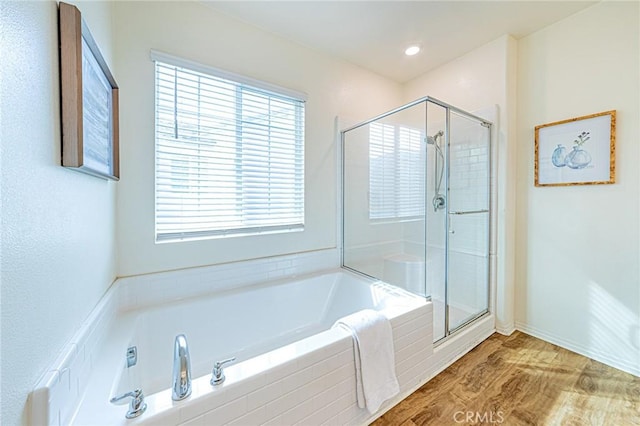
[341,97,491,342]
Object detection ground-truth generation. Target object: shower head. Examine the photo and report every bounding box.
[426,130,444,145]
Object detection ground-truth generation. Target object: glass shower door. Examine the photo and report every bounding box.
[342,102,428,298]
[446,111,491,332]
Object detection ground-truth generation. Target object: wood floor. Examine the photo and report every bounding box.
[374,331,640,426]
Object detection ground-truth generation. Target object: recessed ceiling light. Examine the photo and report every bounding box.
[404,45,421,56]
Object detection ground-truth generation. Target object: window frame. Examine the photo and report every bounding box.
[152,51,307,242]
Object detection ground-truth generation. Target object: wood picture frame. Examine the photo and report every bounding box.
[534,110,615,187]
[60,2,119,180]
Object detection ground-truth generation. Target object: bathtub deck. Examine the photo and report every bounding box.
[373,331,640,426]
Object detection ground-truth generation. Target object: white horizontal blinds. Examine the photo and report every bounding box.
[369,123,425,220]
[155,60,305,241]
[369,123,396,219]
[397,126,425,217]
[238,87,304,228]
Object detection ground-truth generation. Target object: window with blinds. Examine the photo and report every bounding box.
[154,54,305,242]
[369,122,425,220]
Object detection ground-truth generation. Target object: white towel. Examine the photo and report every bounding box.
[333,309,400,414]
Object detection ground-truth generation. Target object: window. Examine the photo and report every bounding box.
[153,52,305,242]
[369,123,425,220]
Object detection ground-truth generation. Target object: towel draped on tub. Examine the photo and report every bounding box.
[333,309,400,414]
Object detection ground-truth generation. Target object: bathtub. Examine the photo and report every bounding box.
[68,269,433,425]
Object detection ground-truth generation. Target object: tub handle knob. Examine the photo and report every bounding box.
[109,388,147,419]
[211,357,236,386]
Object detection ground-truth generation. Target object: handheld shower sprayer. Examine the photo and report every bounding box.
[426,130,444,145]
[428,130,446,212]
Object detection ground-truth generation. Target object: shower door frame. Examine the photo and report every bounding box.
[438,106,493,343]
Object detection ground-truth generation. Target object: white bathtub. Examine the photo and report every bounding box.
[70,269,432,425]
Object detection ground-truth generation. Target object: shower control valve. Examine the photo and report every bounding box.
[432,194,446,211]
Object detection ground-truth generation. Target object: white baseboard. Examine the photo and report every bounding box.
[515,321,639,377]
[495,324,515,335]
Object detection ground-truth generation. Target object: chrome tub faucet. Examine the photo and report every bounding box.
[172,334,192,401]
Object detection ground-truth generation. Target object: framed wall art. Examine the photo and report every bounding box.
[534,110,615,187]
[60,2,119,180]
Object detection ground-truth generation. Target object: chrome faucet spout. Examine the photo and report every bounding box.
[172,334,192,401]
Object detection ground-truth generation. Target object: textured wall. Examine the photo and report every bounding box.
[515,1,640,375]
[0,1,117,424]
[113,1,402,276]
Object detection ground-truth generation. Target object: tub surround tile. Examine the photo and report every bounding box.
[333,362,354,382]
[217,374,267,406]
[398,358,430,391]
[120,249,339,311]
[140,406,181,426]
[280,396,316,425]
[321,413,340,426]
[166,302,420,426]
[30,288,118,426]
[179,414,206,426]
[176,387,227,424]
[202,395,248,425]
[396,324,431,350]
[227,406,265,426]
[336,377,356,404]
[279,368,307,396]
[265,360,299,383]
[168,295,432,426]
[264,387,299,416]
[337,404,361,425]
[31,250,337,426]
[31,249,451,426]
[262,414,283,426]
[246,380,283,411]
[29,371,57,426]
[313,353,340,378]
[396,335,431,365]
[296,376,329,404]
[312,382,340,411]
[393,309,432,334]
[313,395,344,424]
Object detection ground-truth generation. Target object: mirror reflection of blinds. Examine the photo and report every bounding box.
[369,123,425,220]
[154,59,305,242]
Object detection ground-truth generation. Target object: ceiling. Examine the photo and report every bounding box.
[205,1,597,83]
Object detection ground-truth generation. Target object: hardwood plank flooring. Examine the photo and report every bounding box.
[373,331,640,426]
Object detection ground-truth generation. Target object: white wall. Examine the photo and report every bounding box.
[403,35,518,334]
[113,1,402,276]
[515,1,640,375]
[0,1,117,424]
